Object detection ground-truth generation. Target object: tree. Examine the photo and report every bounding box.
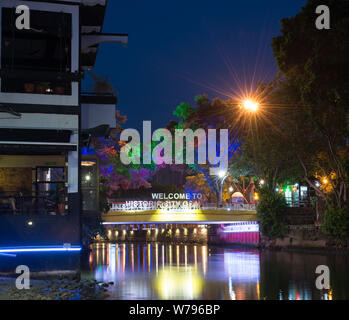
[236,79,305,192]
[171,95,249,204]
[92,115,156,197]
[271,0,349,208]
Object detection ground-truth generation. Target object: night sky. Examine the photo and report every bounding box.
[83,0,306,131]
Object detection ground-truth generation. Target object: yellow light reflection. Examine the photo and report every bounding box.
[176,245,180,270]
[154,267,203,300]
[202,246,207,275]
[169,245,172,270]
[148,243,151,273]
[155,243,159,273]
[328,289,333,300]
[194,245,197,270]
[130,244,134,272]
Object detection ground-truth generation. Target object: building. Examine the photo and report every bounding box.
[0,0,127,271]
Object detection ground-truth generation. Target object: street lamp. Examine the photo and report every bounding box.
[218,170,226,178]
[217,171,229,207]
[242,99,259,112]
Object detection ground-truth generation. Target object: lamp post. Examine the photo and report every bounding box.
[241,99,259,113]
[217,170,229,207]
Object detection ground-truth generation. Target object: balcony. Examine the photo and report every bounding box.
[0,194,67,216]
[0,69,82,95]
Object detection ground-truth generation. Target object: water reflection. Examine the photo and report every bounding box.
[83,243,349,300]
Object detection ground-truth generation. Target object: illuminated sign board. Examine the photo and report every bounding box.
[223,222,259,233]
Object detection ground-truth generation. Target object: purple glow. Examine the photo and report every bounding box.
[0,246,82,253]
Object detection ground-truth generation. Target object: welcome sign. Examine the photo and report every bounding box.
[110,193,203,211]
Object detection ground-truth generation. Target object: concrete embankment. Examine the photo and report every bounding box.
[259,225,349,253]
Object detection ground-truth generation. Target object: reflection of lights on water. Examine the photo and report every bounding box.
[169,245,172,267]
[176,245,180,269]
[202,246,207,275]
[194,245,197,270]
[131,244,134,271]
[288,282,311,300]
[89,252,93,264]
[322,288,333,300]
[224,251,260,283]
[154,267,203,299]
[91,243,213,299]
[228,277,236,300]
[147,243,151,273]
[155,244,159,273]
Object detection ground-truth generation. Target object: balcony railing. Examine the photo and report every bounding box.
[81,91,117,105]
[108,200,256,213]
[0,195,66,216]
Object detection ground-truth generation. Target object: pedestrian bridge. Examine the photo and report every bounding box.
[102,203,257,225]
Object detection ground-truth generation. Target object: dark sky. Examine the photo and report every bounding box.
[83,0,306,131]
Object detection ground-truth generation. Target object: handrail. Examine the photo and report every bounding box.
[107,201,256,212]
[0,195,66,216]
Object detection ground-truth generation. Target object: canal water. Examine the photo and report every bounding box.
[81,242,349,300]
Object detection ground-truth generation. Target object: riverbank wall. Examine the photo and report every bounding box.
[259,225,349,252]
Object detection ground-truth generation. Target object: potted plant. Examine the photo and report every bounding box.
[24,82,34,93]
[35,83,46,94]
[54,85,65,95]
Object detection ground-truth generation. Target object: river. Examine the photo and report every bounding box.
[81,242,349,300]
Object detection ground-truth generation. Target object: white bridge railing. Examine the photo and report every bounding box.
[108,201,256,213]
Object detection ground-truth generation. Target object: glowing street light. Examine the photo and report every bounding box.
[217,171,229,206]
[218,170,227,178]
[242,99,259,112]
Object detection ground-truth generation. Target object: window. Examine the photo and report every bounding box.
[81,159,99,212]
[36,167,67,215]
[1,8,72,94]
[0,155,67,216]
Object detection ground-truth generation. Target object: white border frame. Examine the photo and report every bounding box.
[0,0,79,106]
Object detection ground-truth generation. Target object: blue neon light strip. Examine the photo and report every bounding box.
[0,246,82,253]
